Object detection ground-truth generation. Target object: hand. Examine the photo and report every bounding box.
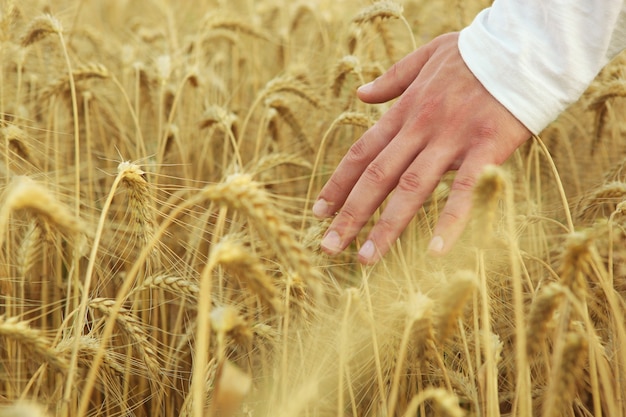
[313,32,532,264]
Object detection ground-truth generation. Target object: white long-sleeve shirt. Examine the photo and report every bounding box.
[458,0,626,134]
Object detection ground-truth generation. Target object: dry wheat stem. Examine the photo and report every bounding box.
[68,163,138,411]
[387,292,433,417]
[191,245,219,417]
[533,135,575,232]
[78,186,216,414]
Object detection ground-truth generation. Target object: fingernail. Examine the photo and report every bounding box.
[357,80,375,94]
[427,235,444,254]
[312,198,329,218]
[321,230,342,254]
[358,240,376,262]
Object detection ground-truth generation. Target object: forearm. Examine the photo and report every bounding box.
[459,0,626,134]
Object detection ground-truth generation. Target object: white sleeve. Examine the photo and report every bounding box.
[458,0,626,134]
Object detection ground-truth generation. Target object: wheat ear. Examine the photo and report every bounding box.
[202,174,323,294]
[17,219,43,279]
[559,231,593,300]
[39,63,109,101]
[130,274,200,299]
[352,1,416,50]
[542,332,588,417]
[241,75,322,140]
[202,14,272,42]
[0,176,83,249]
[470,164,506,247]
[117,161,159,267]
[331,55,363,97]
[20,14,62,47]
[212,237,283,313]
[0,403,50,417]
[526,283,565,358]
[387,292,434,417]
[264,94,313,151]
[88,298,163,386]
[0,315,69,372]
[434,270,477,343]
[1,124,40,170]
[55,335,127,377]
[575,181,626,222]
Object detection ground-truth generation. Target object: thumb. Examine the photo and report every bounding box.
[356,34,447,103]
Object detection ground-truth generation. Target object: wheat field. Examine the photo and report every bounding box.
[0,1,625,416]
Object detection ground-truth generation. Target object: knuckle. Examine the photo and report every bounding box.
[325,174,344,194]
[405,95,440,125]
[362,161,389,185]
[471,120,500,144]
[346,140,370,164]
[396,171,422,194]
[338,204,360,224]
[335,204,363,232]
[388,61,400,80]
[439,209,462,225]
[451,174,476,192]
[374,216,399,233]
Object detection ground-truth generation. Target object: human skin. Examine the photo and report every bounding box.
[313,32,532,264]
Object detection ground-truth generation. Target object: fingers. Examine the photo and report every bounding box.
[356,149,493,264]
[427,152,494,256]
[356,147,451,264]
[318,133,425,256]
[313,113,402,219]
[315,31,531,264]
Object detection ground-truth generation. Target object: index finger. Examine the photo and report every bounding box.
[313,116,400,218]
